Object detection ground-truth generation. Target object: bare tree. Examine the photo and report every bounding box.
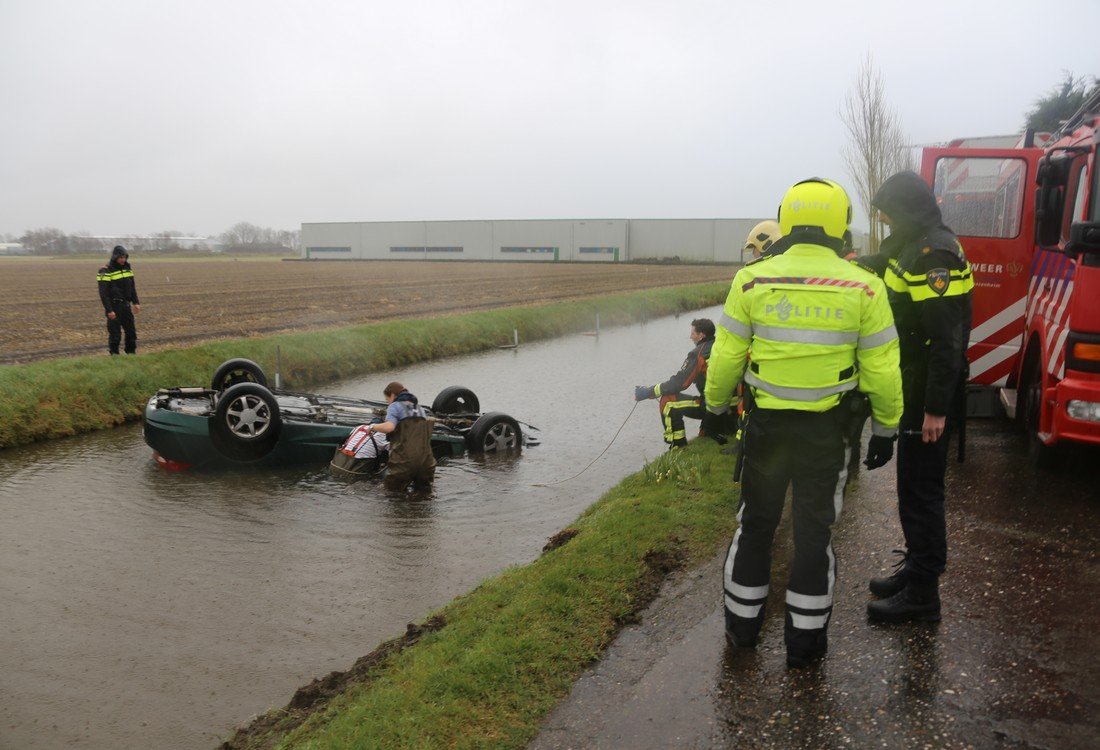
[840,54,913,252]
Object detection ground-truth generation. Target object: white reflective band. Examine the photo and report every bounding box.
[744,371,858,402]
[720,313,753,339]
[728,582,769,600]
[786,591,832,610]
[858,325,898,349]
[708,403,731,415]
[754,324,858,346]
[725,596,763,619]
[789,612,831,630]
[871,419,897,437]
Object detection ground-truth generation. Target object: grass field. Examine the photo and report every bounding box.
[0,257,731,363]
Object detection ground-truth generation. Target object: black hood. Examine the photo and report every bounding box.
[872,171,943,236]
[394,391,418,406]
[110,245,129,265]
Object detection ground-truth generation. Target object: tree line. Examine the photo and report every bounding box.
[1,222,300,255]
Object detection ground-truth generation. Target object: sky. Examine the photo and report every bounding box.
[1,0,1097,239]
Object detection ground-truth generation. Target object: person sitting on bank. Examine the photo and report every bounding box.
[329,423,390,478]
[369,382,436,491]
[633,318,717,448]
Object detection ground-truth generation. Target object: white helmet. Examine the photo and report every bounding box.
[744,220,781,258]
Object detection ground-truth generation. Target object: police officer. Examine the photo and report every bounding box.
[634,318,716,448]
[860,170,974,623]
[97,245,141,354]
[705,178,903,667]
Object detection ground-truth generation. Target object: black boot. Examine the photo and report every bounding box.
[869,549,909,598]
[724,607,760,649]
[867,578,941,623]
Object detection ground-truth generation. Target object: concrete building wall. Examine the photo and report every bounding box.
[301,218,871,263]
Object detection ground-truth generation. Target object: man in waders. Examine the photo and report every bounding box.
[368,382,436,491]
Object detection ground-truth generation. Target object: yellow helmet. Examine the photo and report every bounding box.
[778,177,852,241]
[744,220,781,258]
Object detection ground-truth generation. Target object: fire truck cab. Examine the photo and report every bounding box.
[919,91,1100,466]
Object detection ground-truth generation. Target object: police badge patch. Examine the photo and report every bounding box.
[926,268,950,296]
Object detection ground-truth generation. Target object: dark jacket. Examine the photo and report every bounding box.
[861,171,972,418]
[657,336,715,398]
[97,247,139,314]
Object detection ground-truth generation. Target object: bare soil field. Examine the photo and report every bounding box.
[0,257,731,363]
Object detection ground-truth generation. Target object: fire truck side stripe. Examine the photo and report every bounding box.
[968,336,1023,379]
[970,297,1026,344]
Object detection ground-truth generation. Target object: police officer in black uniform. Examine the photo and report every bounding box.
[858,171,974,623]
[97,245,141,354]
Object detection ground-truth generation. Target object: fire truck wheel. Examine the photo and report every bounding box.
[1020,347,1061,470]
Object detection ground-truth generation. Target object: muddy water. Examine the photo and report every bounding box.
[0,306,721,750]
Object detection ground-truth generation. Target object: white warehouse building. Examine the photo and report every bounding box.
[298,218,831,264]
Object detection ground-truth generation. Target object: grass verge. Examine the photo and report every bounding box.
[222,439,739,750]
[0,281,727,450]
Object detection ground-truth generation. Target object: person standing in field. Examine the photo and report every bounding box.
[96,245,140,355]
[368,381,436,491]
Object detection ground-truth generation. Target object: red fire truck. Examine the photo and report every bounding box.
[919,90,1100,466]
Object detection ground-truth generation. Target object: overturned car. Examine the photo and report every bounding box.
[143,358,537,470]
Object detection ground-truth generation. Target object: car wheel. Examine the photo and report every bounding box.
[212,358,268,392]
[432,386,480,415]
[466,412,521,453]
[210,382,282,462]
[1020,348,1059,470]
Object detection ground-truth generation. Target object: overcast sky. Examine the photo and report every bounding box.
[1,0,1097,239]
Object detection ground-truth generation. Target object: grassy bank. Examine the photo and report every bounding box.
[224,439,739,750]
[0,281,727,450]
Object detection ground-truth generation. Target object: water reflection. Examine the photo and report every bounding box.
[0,305,722,750]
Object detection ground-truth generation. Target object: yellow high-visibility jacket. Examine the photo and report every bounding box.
[704,243,903,437]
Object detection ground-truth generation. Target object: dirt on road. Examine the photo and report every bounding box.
[0,257,730,363]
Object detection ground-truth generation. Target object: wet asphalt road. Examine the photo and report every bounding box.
[530,420,1100,749]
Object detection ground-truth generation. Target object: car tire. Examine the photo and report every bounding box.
[432,386,480,415]
[210,382,282,462]
[466,412,521,453]
[212,358,268,392]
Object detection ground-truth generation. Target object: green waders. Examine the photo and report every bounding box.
[384,417,436,490]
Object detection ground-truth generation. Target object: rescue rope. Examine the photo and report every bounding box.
[532,401,640,487]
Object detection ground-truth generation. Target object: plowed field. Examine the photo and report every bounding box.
[1,258,731,363]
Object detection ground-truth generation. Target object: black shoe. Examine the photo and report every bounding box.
[867,580,941,623]
[869,549,909,598]
[786,643,827,669]
[725,628,757,649]
[724,608,759,649]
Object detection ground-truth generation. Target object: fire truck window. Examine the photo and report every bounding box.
[933,157,1026,238]
[1064,161,1089,241]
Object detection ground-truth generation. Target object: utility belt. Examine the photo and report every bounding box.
[110,299,130,306]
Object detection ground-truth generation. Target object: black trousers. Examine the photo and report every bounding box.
[658,394,706,446]
[106,303,136,354]
[723,407,849,655]
[896,415,951,582]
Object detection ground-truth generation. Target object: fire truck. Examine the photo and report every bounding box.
[919,90,1100,466]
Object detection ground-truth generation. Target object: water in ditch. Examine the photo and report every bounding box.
[0,305,722,750]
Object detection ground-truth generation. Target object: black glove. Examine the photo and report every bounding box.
[701,410,728,444]
[634,385,653,401]
[863,434,895,470]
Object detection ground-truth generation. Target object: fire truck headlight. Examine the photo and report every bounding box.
[1066,400,1100,422]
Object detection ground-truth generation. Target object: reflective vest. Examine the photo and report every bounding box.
[705,243,903,437]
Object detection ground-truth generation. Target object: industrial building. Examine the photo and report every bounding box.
[299,218,823,264]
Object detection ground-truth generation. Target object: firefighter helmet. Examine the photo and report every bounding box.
[778,178,852,241]
[743,220,781,258]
